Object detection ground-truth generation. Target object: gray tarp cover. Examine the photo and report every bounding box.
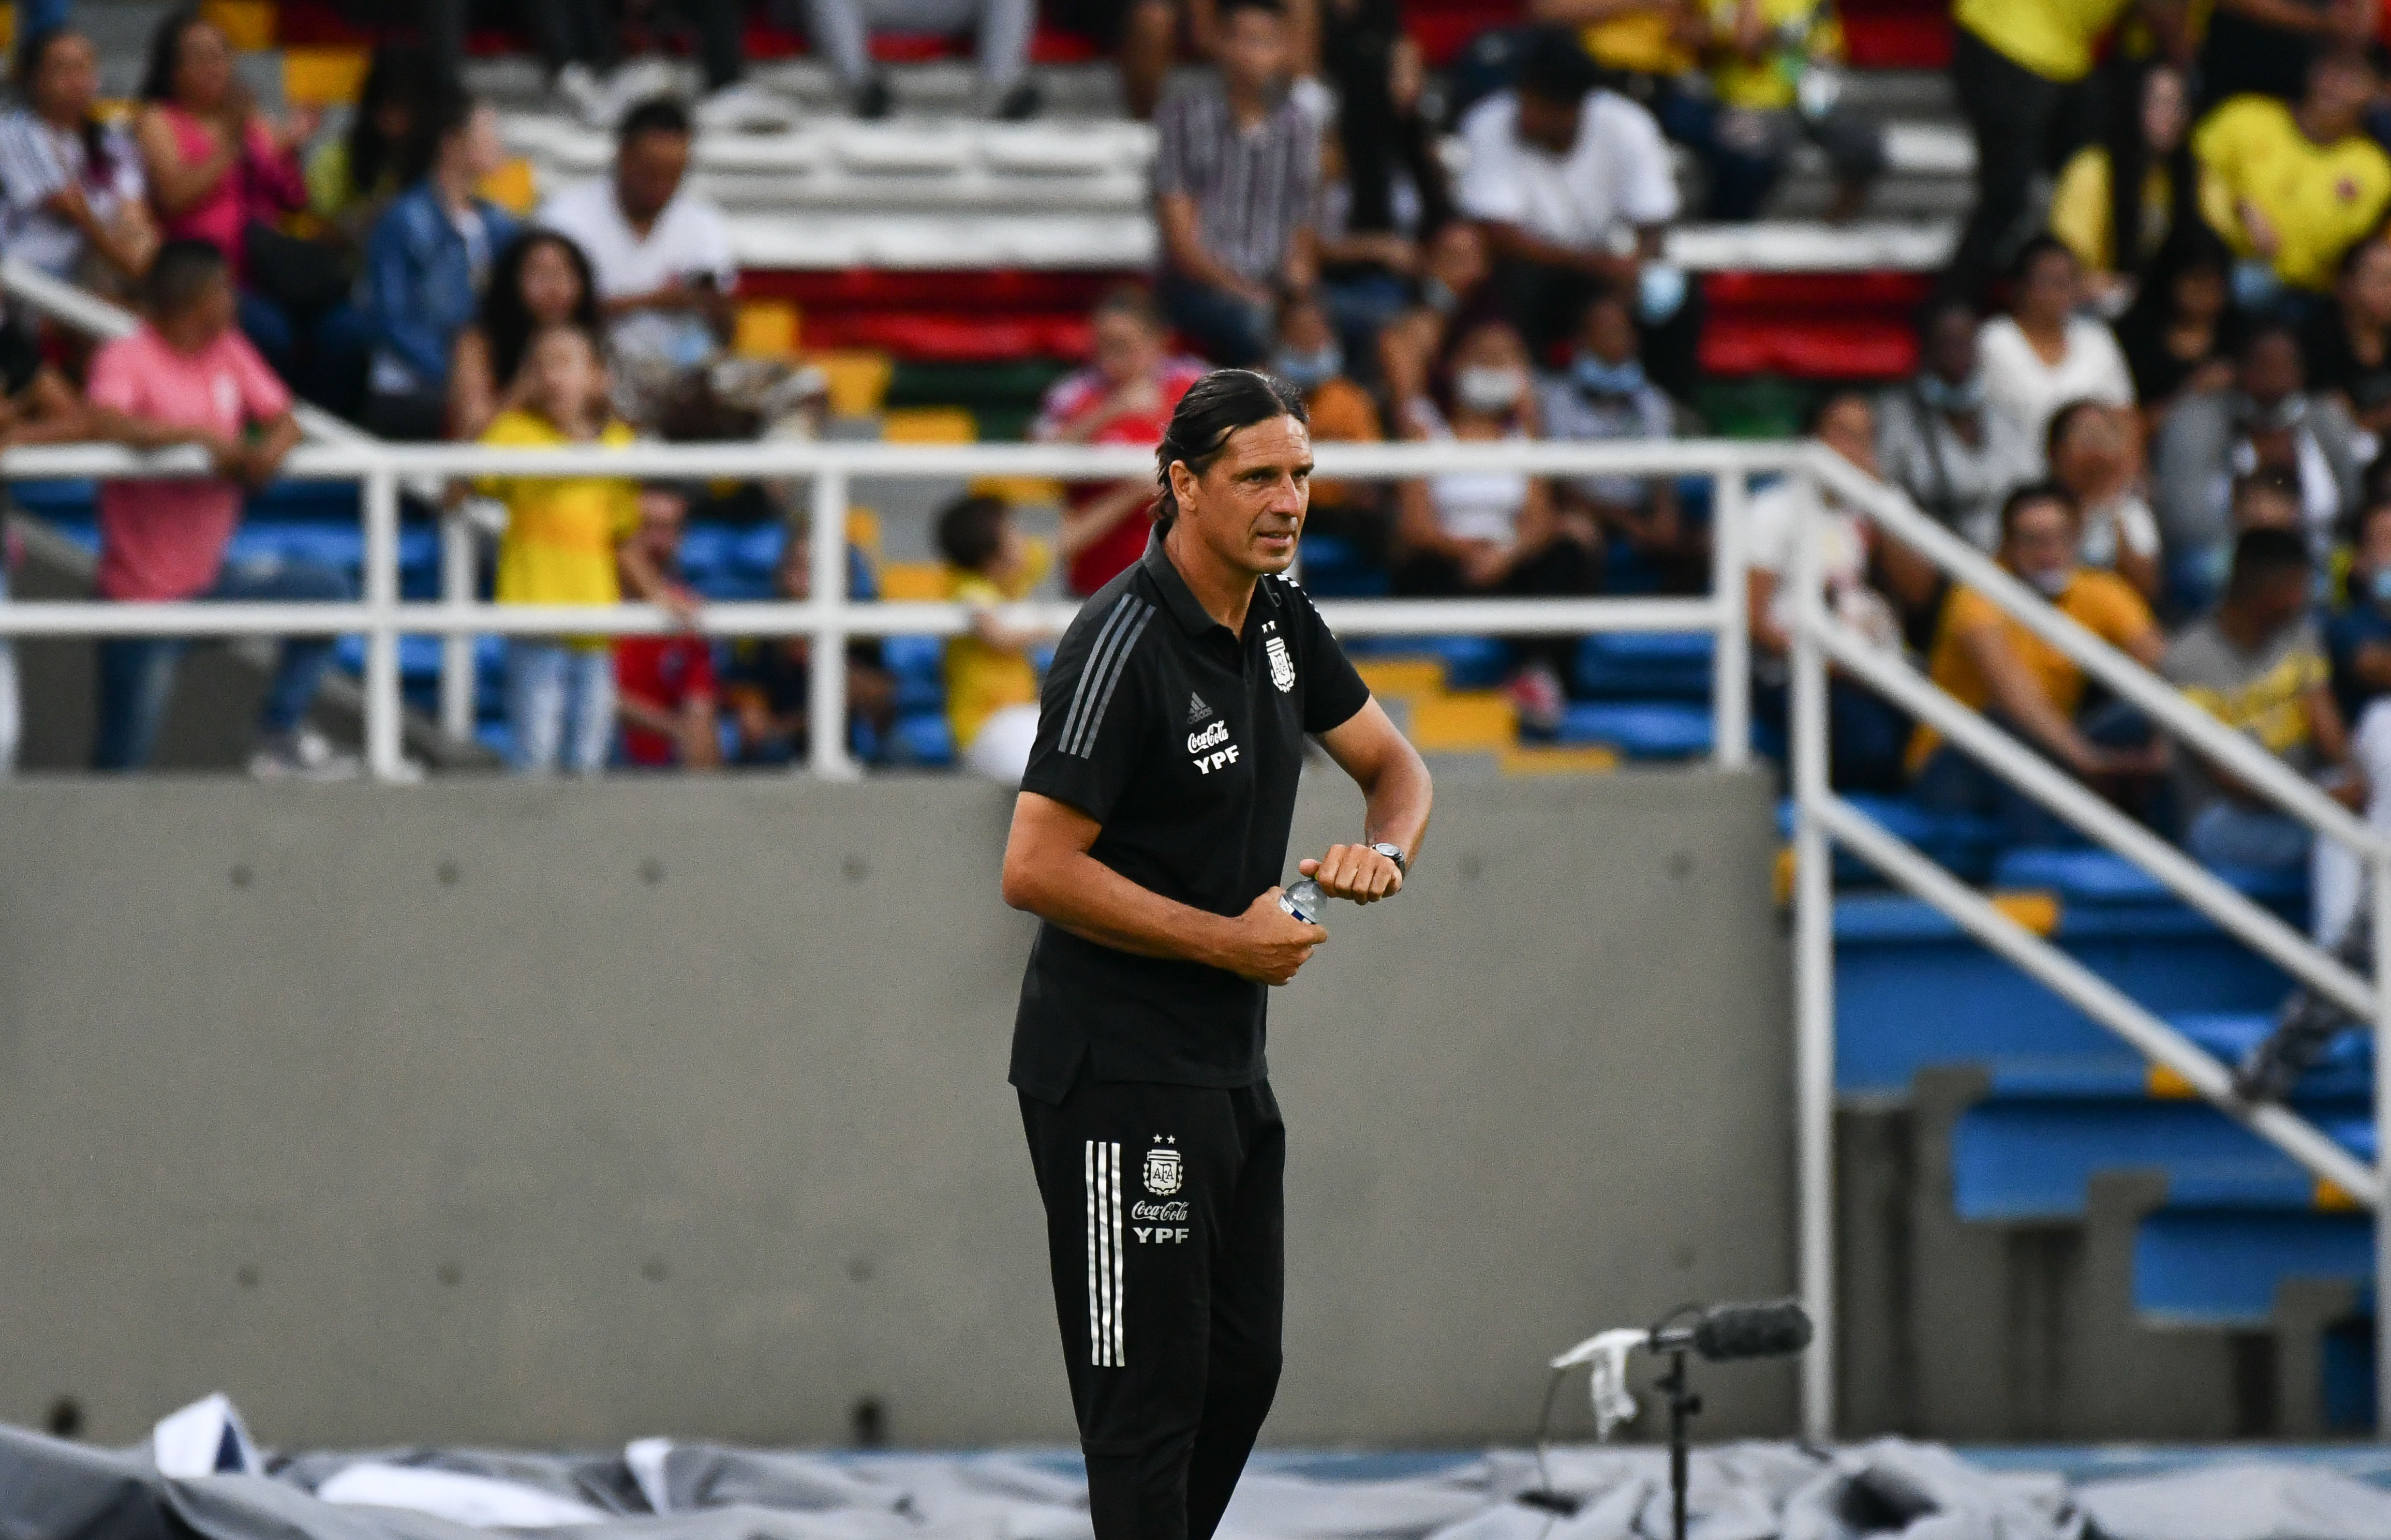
[9,1404,2391,1540]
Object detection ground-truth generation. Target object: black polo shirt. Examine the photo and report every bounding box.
[1010,532,1371,1101]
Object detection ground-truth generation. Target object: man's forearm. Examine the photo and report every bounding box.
[1013,847,1241,966]
[1360,753,1434,862]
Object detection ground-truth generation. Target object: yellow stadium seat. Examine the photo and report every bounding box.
[203,0,276,49]
[734,302,800,360]
[475,158,538,216]
[844,507,883,568]
[283,48,369,107]
[800,350,893,418]
[881,407,976,444]
[1407,691,1517,752]
[969,475,1066,507]
[1353,659,1446,701]
[879,561,950,601]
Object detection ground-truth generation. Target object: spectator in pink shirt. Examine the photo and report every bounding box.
[84,240,355,778]
[133,10,366,411]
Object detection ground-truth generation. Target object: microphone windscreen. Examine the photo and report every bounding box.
[1691,1299,1813,1361]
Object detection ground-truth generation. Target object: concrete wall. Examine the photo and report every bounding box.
[0,769,1795,1449]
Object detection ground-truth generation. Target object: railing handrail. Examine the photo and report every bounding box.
[1805,444,2390,861]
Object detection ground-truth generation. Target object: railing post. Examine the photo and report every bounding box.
[438,511,474,742]
[363,467,404,782]
[1712,469,1749,770]
[1790,457,1836,1442]
[808,465,858,781]
[2374,851,2391,1441]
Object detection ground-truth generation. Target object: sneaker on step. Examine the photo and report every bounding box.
[1506,663,1566,739]
[695,81,799,133]
[248,727,362,782]
[993,80,1042,121]
[853,75,894,119]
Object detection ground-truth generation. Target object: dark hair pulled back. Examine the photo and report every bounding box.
[1152,369,1308,531]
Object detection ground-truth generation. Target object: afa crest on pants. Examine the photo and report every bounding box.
[1143,1144,1183,1195]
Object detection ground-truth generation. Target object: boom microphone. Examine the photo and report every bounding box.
[1652,1299,1813,1362]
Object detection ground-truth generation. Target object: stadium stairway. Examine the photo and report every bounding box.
[1824,830,2384,1441]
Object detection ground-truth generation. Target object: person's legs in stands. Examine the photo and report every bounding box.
[1942,27,2060,305]
[805,0,880,105]
[239,290,296,383]
[91,636,184,771]
[2187,799,2314,873]
[1827,678,1910,794]
[976,0,1039,115]
[1497,535,1602,685]
[1120,0,1178,121]
[507,640,570,773]
[1157,274,1272,368]
[299,301,372,420]
[1701,107,1790,222]
[2314,698,2391,941]
[1808,107,1889,224]
[209,556,351,746]
[561,642,617,775]
[687,0,745,92]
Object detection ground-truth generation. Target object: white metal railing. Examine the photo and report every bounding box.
[1787,444,2391,1444]
[0,436,1779,781]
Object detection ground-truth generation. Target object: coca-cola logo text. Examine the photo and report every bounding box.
[1131,1201,1189,1222]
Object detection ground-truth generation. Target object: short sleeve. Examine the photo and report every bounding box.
[2084,573,2155,646]
[227,335,293,422]
[1744,485,1796,575]
[1605,96,1681,227]
[1291,582,1369,734]
[2082,323,2136,406]
[1454,99,1525,223]
[1019,592,1161,824]
[84,337,142,413]
[1944,586,1998,636]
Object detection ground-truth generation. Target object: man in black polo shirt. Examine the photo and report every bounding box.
[1000,370,1434,1540]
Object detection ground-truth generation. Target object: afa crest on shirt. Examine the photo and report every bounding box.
[1265,635,1296,693]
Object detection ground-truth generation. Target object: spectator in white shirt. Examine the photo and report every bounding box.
[1876,299,2038,550]
[0,26,154,290]
[534,96,734,418]
[1453,27,1691,393]
[1978,235,2135,470]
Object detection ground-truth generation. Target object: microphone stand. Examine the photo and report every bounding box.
[1654,1341,1701,1540]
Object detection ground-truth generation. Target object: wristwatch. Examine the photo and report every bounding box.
[1369,841,1408,876]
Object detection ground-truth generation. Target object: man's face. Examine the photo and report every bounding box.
[1219,9,1289,97]
[1579,298,1637,366]
[1172,415,1313,577]
[1516,91,1582,154]
[1816,397,1879,479]
[1924,309,1978,384]
[2243,569,2313,638]
[1092,309,1163,387]
[1425,222,1488,294]
[2243,332,2304,407]
[616,129,691,224]
[2002,500,2081,588]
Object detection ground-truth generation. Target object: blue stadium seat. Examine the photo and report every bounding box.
[2134,1209,2372,1325]
[892,710,954,766]
[1556,701,1713,758]
[1574,632,1715,700]
[1777,794,2008,885]
[1949,1097,2368,1221]
[1993,847,2310,916]
[1296,533,1390,598]
[1346,635,1512,689]
[882,634,947,715]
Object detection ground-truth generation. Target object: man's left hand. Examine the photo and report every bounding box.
[1300,844,1403,904]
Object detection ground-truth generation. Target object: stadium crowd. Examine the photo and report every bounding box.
[6,0,2391,930]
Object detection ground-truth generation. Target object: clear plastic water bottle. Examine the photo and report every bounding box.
[1279,877,1327,924]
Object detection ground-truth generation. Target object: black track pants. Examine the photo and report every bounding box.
[1019,1075,1286,1540]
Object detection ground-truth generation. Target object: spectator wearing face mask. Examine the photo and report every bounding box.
[1539,286,1698,592]
[1877,300,2038,551]
[2154,322,2363,609]
[2046,398,2163,602]
[1272,292,1388,562]
[1392,317,1599,734]
[1746,388,1936,793]
[1980,236,2137,467]
[1908,482,2167,843]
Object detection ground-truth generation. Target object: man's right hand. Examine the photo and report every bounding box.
[1214,888,1327,986]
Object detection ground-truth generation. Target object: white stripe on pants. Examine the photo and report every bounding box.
[1086,1139,1123,1367]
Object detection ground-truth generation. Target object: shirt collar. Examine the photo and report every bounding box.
[1140,530,1283,640]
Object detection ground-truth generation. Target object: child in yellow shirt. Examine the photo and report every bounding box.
[478,325,696,775]
[936,492,1053,782]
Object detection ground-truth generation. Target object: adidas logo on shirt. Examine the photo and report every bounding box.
[1186,693,1213,725]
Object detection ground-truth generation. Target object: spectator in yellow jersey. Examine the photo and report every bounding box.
[478,324,699,775]
[937,494,1055,784]
[2052,63,2195,312]
[1686,0,1885,221]
[1942,0,2190,305]
[1909,483,2166,843]
[2195,45,2391,303]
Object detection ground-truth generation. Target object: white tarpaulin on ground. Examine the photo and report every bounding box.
[7,1397,2391,1540]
